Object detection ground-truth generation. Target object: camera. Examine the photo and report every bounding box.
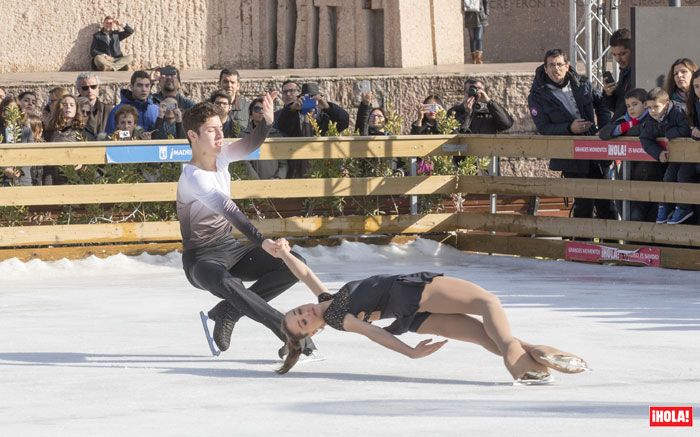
[118,130,131,139]
[166,103,177,111]
[468,86,479,97]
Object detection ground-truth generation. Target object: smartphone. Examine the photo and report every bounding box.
[117,130,131,139]
[603,71,615,85]
[166,103,177,111]
[300,95,317,115]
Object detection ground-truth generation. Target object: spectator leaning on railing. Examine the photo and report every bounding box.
[528,48,612,220]
[599,88,663,222]
[640,88,694,225]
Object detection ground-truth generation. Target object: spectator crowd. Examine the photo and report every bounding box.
[1,18,698,225]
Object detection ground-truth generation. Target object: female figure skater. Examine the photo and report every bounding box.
[273,242,588,383]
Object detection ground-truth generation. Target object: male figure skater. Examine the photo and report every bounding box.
[177,93,316,357]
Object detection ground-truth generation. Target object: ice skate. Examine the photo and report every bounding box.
[529,345,589,374]
[199,311,221,357]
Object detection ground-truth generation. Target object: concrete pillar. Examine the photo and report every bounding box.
[276,0,297,68]
[294,0,317,68]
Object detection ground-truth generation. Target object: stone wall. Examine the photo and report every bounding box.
[0,0,464,73]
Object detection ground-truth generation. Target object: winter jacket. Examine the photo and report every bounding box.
[448,100,513,134]
[105,89,160,134]
[90,25,134,59]
[243,121,287,179]
[410,119,440,135]
[230,95,251,138]
[277,101,350,137]
[152,118,185,140]
[528,64,611,173]
[463,0,489,27]
[151,92,196,111]
[85,99,113,137]
[603,67,632,118]
[640,101,691,161]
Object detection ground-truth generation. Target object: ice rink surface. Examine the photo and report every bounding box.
[1,239,698,436]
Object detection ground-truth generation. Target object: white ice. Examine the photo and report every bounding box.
[1,239,698,436]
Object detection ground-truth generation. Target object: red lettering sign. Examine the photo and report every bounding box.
[564,242,661,267]
[572,139,656,161]
[649,406,693,427]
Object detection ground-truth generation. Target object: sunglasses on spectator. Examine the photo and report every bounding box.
[81,85,98,91]
[252,106,264,113]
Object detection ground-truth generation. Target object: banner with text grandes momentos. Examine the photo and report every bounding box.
[565,241,661,267]
[105,144,260,164]
[572,139,658,161]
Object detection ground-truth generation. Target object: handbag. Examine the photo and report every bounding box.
[463,0,481,13]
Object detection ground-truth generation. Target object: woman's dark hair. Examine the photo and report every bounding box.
[623,88,648,103]
[276,319,306,375]
[685,70,700,128]
[664,58,698,97]
[0,96,25,136]
[422,95,444,107]
[248,97,264,116]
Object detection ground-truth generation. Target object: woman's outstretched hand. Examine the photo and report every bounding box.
[409,338,447,359]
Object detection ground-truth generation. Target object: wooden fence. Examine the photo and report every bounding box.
[1,134,700,269]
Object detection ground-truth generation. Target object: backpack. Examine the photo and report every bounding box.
[463,0,481,12]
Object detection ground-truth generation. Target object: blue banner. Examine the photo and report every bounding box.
[105,144,260,164]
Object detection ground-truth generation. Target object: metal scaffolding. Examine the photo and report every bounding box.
[569,0,620,89]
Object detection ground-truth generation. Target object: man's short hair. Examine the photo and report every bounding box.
[115,104,139,124]
[103,15,114,22]
[18,90,37,101]
[130,70,151,86]
[281,79,299,89]
[646,87,669,102]
[609,28,631,50]
[464,77,484,91]
[624,88,647,103]
[219,68,240,82]
[543,49,568,65]
[208,90,232,104]
[182,102,225,144]
[76,72,100,87]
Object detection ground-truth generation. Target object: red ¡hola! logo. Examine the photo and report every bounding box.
[649,406,693,427]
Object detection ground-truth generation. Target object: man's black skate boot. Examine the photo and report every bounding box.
[208,303,236,352]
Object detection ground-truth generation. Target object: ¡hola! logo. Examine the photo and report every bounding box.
[649,406,693,427]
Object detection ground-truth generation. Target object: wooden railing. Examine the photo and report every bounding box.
[1,135,699,269]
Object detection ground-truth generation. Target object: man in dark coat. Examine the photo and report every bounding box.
[602,29,633,118]
[528,48,612,219]
[90,16,134,71]
[276,82,350,178]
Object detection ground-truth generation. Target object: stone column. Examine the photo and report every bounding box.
[294,0,317,68]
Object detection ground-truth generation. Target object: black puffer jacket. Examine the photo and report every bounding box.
[277,101,349,137]
[90,25,134,58]
[528,65,611,173]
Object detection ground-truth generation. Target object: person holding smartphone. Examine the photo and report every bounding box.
[411,95,445,135]
[276,82,350,178]
[603,29,633,118]
[152,97,185,139]
[151,65,195,111]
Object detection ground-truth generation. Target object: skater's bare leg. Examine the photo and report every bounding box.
[416,313,501,355]
[418,276,548,378]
